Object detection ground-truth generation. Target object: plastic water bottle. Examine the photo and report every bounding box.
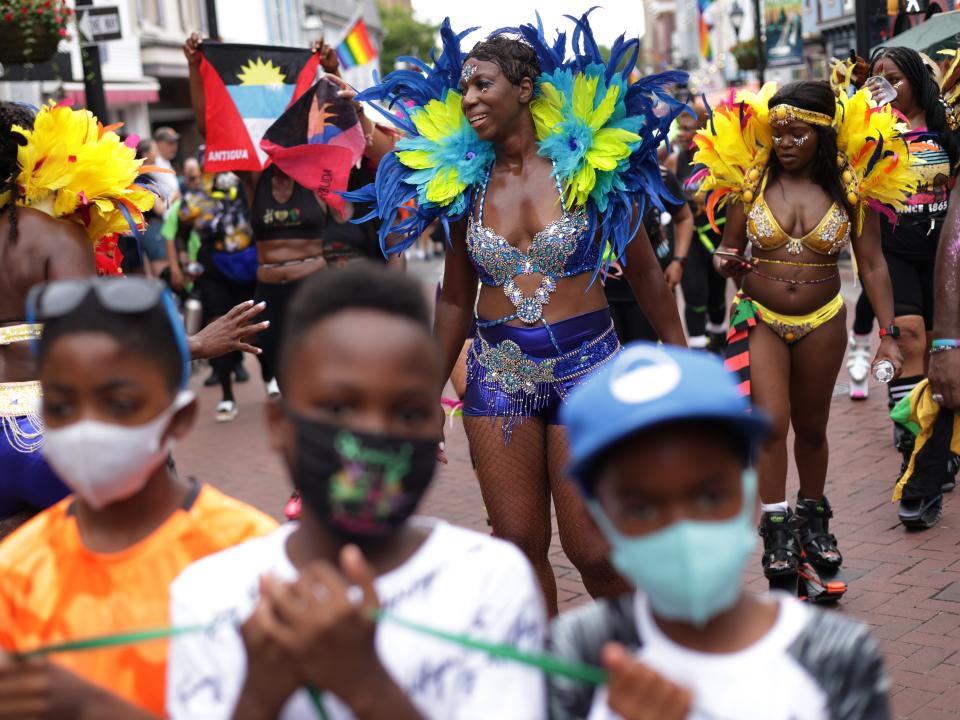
[184,298,203,337]
[866,76,898,107]
[873,360,895,384]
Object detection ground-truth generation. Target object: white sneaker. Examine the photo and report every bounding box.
[847,332,871,400]
[266,378,281,399]
[216,400,238,423]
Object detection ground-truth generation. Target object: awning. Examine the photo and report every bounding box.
[61,79,160,106]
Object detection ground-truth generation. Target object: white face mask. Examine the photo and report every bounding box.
[42,391,194,510]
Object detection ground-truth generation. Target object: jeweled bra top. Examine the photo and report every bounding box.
[466,167,596,325]
[746,183,851,256]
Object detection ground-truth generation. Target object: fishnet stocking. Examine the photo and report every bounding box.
[547,425,631,600]
[464,416,557,614]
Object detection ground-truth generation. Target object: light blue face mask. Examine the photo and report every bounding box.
[590,468,758,627]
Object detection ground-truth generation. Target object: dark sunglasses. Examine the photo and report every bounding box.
[26,277,191,387]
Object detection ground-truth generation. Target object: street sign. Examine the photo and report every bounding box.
[76,6,123,45]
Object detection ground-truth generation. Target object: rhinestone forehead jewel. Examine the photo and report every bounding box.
[460,63,477,84]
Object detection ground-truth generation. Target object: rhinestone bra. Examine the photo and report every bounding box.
[747,190,850,256]
[466,168,594,325]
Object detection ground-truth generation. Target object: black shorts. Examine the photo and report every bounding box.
[884,249,935,329]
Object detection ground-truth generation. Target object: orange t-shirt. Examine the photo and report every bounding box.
[0,483,277,715]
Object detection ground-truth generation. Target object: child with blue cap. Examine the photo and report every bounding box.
[549,343,890,720]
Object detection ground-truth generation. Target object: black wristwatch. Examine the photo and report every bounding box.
[879,324,900,339]
[672,256,687,267]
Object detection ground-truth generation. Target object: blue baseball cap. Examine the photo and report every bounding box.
[561,342,769,492]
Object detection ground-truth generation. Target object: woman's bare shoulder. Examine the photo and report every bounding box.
[0,207,94,276]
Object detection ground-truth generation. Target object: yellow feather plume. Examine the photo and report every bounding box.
[7,101,157,243]
[690,83,777,228]
[828,57,857,97]
[834,88,918,231]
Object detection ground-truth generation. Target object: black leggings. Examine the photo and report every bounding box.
[200,267,254,402]
[680,240,727,336]
[852,289,875,336]
[253,279,304,384]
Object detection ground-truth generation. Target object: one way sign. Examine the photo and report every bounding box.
[76,6,123,45]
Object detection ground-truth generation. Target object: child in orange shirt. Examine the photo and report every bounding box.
[0,277,276,717]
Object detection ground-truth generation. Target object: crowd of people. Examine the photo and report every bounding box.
[0,9,959,719]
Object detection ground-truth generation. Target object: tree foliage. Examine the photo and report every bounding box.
[378,1,439,78]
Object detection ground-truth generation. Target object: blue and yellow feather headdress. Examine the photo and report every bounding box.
[346,12,689,274]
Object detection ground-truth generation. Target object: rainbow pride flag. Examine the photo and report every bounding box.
[698,0,712,60]
[337,19,377,69]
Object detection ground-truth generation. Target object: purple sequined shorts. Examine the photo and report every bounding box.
[463,308,620,440]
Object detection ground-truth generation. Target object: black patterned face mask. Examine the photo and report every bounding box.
[288,413,438,541]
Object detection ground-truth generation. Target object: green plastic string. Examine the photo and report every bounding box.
[370,609,607,685]
[15,610,607,688]
[13,623,214,659]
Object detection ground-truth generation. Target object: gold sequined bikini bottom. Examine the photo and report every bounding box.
[750,292,844,344]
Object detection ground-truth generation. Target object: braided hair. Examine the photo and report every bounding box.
[0,102,36,246]
[869,47,960,169]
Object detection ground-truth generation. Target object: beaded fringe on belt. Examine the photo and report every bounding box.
[467,323,620,442]
[0,381,44,453]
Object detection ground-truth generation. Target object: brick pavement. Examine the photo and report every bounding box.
[174,268,960,719]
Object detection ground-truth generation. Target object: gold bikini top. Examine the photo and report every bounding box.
[747,189,851,256]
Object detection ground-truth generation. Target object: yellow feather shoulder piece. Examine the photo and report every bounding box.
[834,88,919,231]
[689,83,778,230]
[829,57,856,97]
[8,101,157,243]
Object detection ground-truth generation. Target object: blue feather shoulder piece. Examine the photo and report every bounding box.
[346,12,689,268]
[344,19,494,254]
[517,10,690,272]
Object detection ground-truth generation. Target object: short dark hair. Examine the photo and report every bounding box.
[466,35,540,86]
[38,293,185,394]
[583,419,751,496]
[278,262,432,381]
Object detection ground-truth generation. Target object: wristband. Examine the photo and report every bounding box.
[672,256,687,267]
[930,338,960,354]
[879,325,900,339]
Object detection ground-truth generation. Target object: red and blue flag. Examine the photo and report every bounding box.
[260,77,367,213]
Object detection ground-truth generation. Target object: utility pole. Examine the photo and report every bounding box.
[752,0,766,84]
[855,0,872,58]
[76,0,109,123]
[204,0,219,40]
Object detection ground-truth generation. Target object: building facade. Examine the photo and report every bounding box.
[1,0,382,157]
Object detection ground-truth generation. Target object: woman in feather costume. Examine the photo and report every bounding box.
[694,80,906,586]
[348,13,688,612]
[0,102,98,534]
[0,101,267,536]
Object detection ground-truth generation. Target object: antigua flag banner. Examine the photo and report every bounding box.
[260,77,367,213]
[199,42,321,172]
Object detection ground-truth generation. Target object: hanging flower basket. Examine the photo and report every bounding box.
[731,41,759,71]
[0,1,72,66]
